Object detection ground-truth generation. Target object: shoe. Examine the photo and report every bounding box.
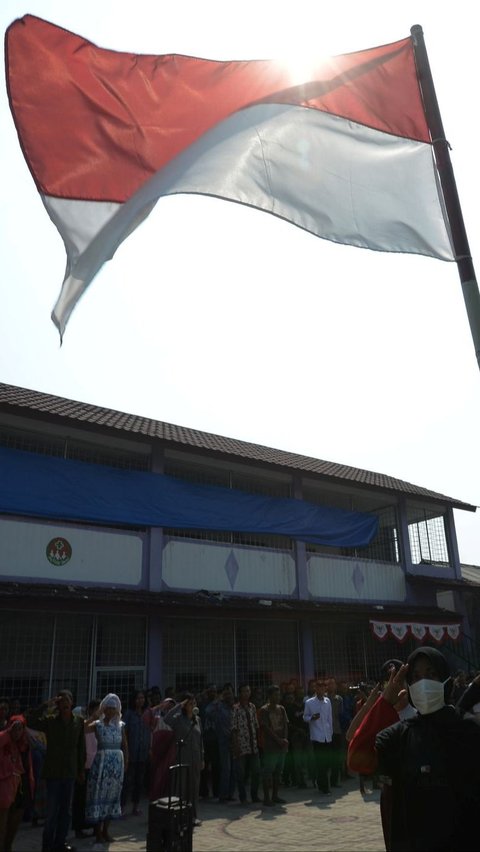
[251,796,261,803]
[193,818,202,827]
[319,790,332,795]
[273,796,287,804]
[239,799,249,807]
[262,800,274,807]
[332,783,342,788]
[92,845,104,851]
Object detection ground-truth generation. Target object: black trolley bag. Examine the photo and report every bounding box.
[147,759,193,852]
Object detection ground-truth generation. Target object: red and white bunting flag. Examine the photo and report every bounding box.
[370,621,389,641]
[389,622,411,643]
[410,623,428,641]
[6,16,455,337]
[446,624,461,641]
[427,624,447,643]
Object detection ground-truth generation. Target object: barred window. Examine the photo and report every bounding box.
[407,505,450,565]
[163,527,293,550]
[0,610,147,708]
[344,506,400,563]
[306,505,399,564]
[0,426,150,470]
[162,618,301,694]
[0,426,64,457]
[95,615,146,667]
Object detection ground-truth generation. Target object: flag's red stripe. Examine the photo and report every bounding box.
[6,15,430,203]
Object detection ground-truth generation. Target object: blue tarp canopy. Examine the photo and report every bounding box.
[0,446,378,547]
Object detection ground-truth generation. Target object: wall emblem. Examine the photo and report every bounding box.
[46,537,72,566]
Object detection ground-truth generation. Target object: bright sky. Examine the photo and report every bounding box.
[1,1,480,566]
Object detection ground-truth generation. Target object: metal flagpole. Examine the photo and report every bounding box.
[411,24,480,373]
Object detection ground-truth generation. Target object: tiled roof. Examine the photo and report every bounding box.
[0,382,475,511]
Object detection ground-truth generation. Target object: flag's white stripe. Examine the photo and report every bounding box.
[48,103,454,336]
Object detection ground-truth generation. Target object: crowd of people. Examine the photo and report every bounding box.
[1,659,480,851]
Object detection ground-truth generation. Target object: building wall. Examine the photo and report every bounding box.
[0,516,145,586]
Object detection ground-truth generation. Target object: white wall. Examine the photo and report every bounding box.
[162,538,296,595]
[307,554,406,601]
[0,517,143,585]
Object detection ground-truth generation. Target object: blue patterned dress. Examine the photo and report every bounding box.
[86,720,125,823]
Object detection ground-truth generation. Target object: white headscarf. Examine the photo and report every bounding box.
[99,693,122,725]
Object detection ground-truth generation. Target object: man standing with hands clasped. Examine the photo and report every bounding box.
[303,680,333,795]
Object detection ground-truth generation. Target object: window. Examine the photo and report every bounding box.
[407,505,449,565]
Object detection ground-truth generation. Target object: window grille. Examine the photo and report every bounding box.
[0,612,53,708]
[307,505,399,564]
[50,614,94,706]
[0,426,149,470]
[163,527,293,550]
[0,426,64,458]
[0,611,147,708]
[95,615,146,667]
[164,459,291,498]
[235,619,300,692]
[94,669,146,708]
[164,460,230,488]
[312,621,417,684]
[65,439,149,471]
[407,505,449,565]
[230,472,291,498]
[161,618,301,695]
[162,619,235,694]
[344,506,400,563]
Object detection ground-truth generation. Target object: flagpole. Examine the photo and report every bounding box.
[411,24,480,373]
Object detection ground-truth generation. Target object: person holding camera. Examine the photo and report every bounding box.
[27,690,86,852]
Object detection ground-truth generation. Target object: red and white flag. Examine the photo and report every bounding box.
[6,15,455,337]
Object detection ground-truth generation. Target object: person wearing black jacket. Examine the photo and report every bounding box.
[349,646,480,852]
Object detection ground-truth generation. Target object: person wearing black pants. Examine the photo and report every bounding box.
[303,680,333,795]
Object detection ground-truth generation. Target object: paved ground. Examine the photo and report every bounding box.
[14,778,385,851]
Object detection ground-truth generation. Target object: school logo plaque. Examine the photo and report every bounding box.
[46,537,72,566]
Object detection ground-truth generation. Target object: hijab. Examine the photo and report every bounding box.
[99,693,122,725]
[406,646,452,704]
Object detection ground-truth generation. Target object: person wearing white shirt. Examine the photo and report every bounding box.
[303,680,333,795]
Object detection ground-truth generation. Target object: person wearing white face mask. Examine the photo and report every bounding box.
[348,646,480,851]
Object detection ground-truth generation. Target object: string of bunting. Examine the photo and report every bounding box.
[369,620,461,644]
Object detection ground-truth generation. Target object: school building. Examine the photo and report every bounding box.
[0,382,478,707]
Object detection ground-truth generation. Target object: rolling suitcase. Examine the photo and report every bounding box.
[147,762,193,852]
